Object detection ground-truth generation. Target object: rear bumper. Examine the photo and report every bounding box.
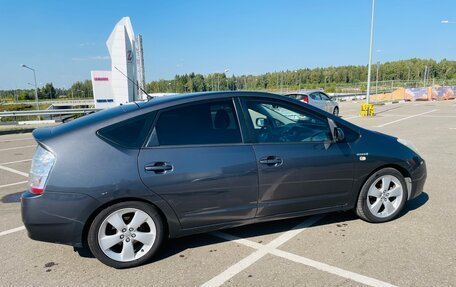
[21,191,99,248]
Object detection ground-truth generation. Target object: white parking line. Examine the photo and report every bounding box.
[0,159,32,166]
[376,109,437,127]
[0,165,29,177]
[201,215,323,287]
[0,145,36,152]
[0,181,28,189]
[0,226,26,237]
[0,138,33,143]
[211,227,396,287]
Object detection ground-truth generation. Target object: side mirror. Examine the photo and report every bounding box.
[256,118,266,127]
[334,127,345,142]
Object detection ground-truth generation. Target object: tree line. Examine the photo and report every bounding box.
[146,58,456,93]
[1,58,455,103]
[0,80,93,102]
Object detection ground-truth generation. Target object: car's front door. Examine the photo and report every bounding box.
[138,98,258,229]
[319,92,333,112]
[241,97,355,218]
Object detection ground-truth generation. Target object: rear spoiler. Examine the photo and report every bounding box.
[32,126,54,143]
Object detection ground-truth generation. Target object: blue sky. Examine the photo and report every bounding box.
[0,0,455,89]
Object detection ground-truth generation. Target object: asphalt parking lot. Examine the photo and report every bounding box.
[0,100,455,286]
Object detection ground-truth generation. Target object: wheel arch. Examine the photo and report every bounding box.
[355,163,412,204]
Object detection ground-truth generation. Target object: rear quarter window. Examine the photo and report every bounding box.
[97,112,155,148]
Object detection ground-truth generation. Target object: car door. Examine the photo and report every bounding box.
[240,97,356,217]
[138,98,258,229]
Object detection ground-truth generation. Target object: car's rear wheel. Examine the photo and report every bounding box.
[333,107,339,116]
[87,201,164,268]
[356,168,407,223]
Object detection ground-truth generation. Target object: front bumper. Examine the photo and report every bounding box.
[409,159,427,200]
[21,191,100,248]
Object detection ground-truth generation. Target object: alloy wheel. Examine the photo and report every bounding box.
[97,208,156,262]
[366,175,404,218]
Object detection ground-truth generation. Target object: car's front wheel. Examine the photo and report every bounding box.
[333,106,339,116]
[356,168,407,223]
[87,201,164,268]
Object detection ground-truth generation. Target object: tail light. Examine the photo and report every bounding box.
[29,146,55,195]
[301,95,308,104]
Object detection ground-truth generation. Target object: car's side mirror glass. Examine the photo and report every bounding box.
[256,118,266,127]
[334,127,345,142]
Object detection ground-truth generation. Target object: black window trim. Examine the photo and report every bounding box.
[239,96,335,145]
[143,97,248,149]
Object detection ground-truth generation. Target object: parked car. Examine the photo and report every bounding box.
[22,91,426,268]
[286,90,339,115]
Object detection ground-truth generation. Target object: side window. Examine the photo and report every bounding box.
[245,100,332,143]
[97,113,155,148]
[310,92,321,100]
[152,100,242,146]
[320,93,330,101]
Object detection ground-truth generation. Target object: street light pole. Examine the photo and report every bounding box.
[366,0,375,103]
[21,64,39,110]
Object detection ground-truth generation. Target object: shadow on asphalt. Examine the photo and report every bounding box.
[76,193,429,264]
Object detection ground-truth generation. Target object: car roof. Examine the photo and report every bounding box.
[137,91,285,109]
[286,90,323,96]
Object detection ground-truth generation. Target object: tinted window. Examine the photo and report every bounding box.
[246,100,332,143]
[98,112,155,148]
[320,93,330,101]
[153,100,242,146]
[309,93,321,100]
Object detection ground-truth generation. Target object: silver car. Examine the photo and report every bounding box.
[287,90,339,116]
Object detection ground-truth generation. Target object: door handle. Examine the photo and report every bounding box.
[259,156,283,167]
[145,162,173,174]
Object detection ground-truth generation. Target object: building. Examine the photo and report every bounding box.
[91,17,144,109]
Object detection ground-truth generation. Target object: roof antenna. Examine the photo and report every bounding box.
[114,66,152,101]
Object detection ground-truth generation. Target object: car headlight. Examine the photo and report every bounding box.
[397,138,420,155]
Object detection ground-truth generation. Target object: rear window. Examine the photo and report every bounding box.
[151,100,242,146]
[97,113,155,148]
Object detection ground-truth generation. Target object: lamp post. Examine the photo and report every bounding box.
[366,0,375,103]
[21,64,39,110]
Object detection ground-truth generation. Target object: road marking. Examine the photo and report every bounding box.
[376,109,437,127]
[202,215,323,287]
[0,145,36,152]
[0,138,33,143]
[0,165,29,177]
[343,115,361,119]
[0,181,28,189]
[0,159,32,166]
[0,226,26,237]
[211,226,396,287]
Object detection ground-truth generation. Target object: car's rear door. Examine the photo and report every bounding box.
[138,98,258,229]
[240,97,355,217]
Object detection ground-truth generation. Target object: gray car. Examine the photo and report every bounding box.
[22,91,426,268]
[286,90,339,115]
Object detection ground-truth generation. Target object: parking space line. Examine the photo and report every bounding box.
[0,226,25,237]
[0,145,36,152]
[0,138,33,143]
[202,215,323,287]
[376,109,437,127]
[0,165,29,177]
[211,226,396,287]
[0,159,32,166]
[0,181,28,189]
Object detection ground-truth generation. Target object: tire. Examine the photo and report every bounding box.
[333,106,339,116]
[356,168,407,223]
[87,201,164,268]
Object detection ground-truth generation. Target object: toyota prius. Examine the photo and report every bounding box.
[21,91,426,268]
